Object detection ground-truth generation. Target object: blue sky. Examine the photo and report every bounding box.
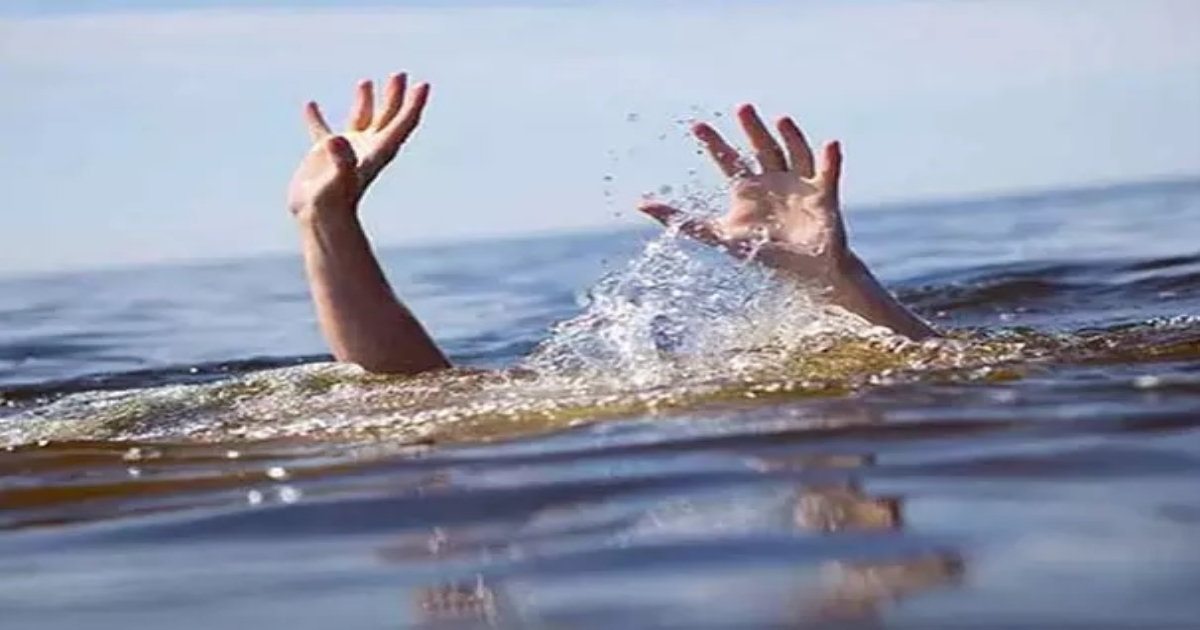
[2,0,1198,274]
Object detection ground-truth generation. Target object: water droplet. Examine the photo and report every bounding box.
[247,489,264,506]
[126,467,142,478]
[277,486,303,504]
[987,389,1019,404]
[1134,375,1163,389]
[266,466,290,481]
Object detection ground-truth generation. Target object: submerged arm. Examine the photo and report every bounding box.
[288,74,449,374]
[826,253,936,340]
[297,201,448,373]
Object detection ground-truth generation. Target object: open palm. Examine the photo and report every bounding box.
[641,105,849,281]
[287,73,430,218]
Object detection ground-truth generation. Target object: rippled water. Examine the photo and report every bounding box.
[3,178,1200,629]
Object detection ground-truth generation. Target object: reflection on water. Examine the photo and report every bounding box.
[394,409,962,629]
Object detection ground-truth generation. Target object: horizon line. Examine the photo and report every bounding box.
[3,171,1195,282]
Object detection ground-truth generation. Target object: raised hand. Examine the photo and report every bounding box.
[287,73,430,220]
[641,104,936,340]
[287,72,450,375]
[639,104,849,283]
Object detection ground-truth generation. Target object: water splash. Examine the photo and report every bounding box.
[525,225,871,387]
[5,213,1137,447]
[0,228,884,446]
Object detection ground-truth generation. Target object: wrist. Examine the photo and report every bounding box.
[830,250,869,285]
[292,200,361,230]
[824,251,879,302]
[824,251,939,340]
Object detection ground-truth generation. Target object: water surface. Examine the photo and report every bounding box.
[3,178,1200,629]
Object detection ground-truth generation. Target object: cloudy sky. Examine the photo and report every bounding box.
[2,0,1198,274]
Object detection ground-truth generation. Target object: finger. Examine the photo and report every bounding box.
[693,123,748,179]
[374,72,407,130]
[348,79,374,131]
[818,140,843,201]
[638,201,684,226]
[379,81,431,149]
[325,135,357,173]
[303,101,333,141]
[680,218,725,247]
[736,104,787,172]
[777,116,815,177]
[638,202,724,246]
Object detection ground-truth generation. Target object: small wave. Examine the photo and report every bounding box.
[901,252,1200,328]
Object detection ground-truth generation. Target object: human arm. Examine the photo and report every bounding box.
[287,73,450,374]
[639,105,936,341]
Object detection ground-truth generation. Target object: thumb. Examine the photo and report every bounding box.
[637,201,684,226]
[324,136,358,173]
[638,201,724,247]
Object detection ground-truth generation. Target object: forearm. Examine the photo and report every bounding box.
[298,208,450,374]
[823,253,937,341]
